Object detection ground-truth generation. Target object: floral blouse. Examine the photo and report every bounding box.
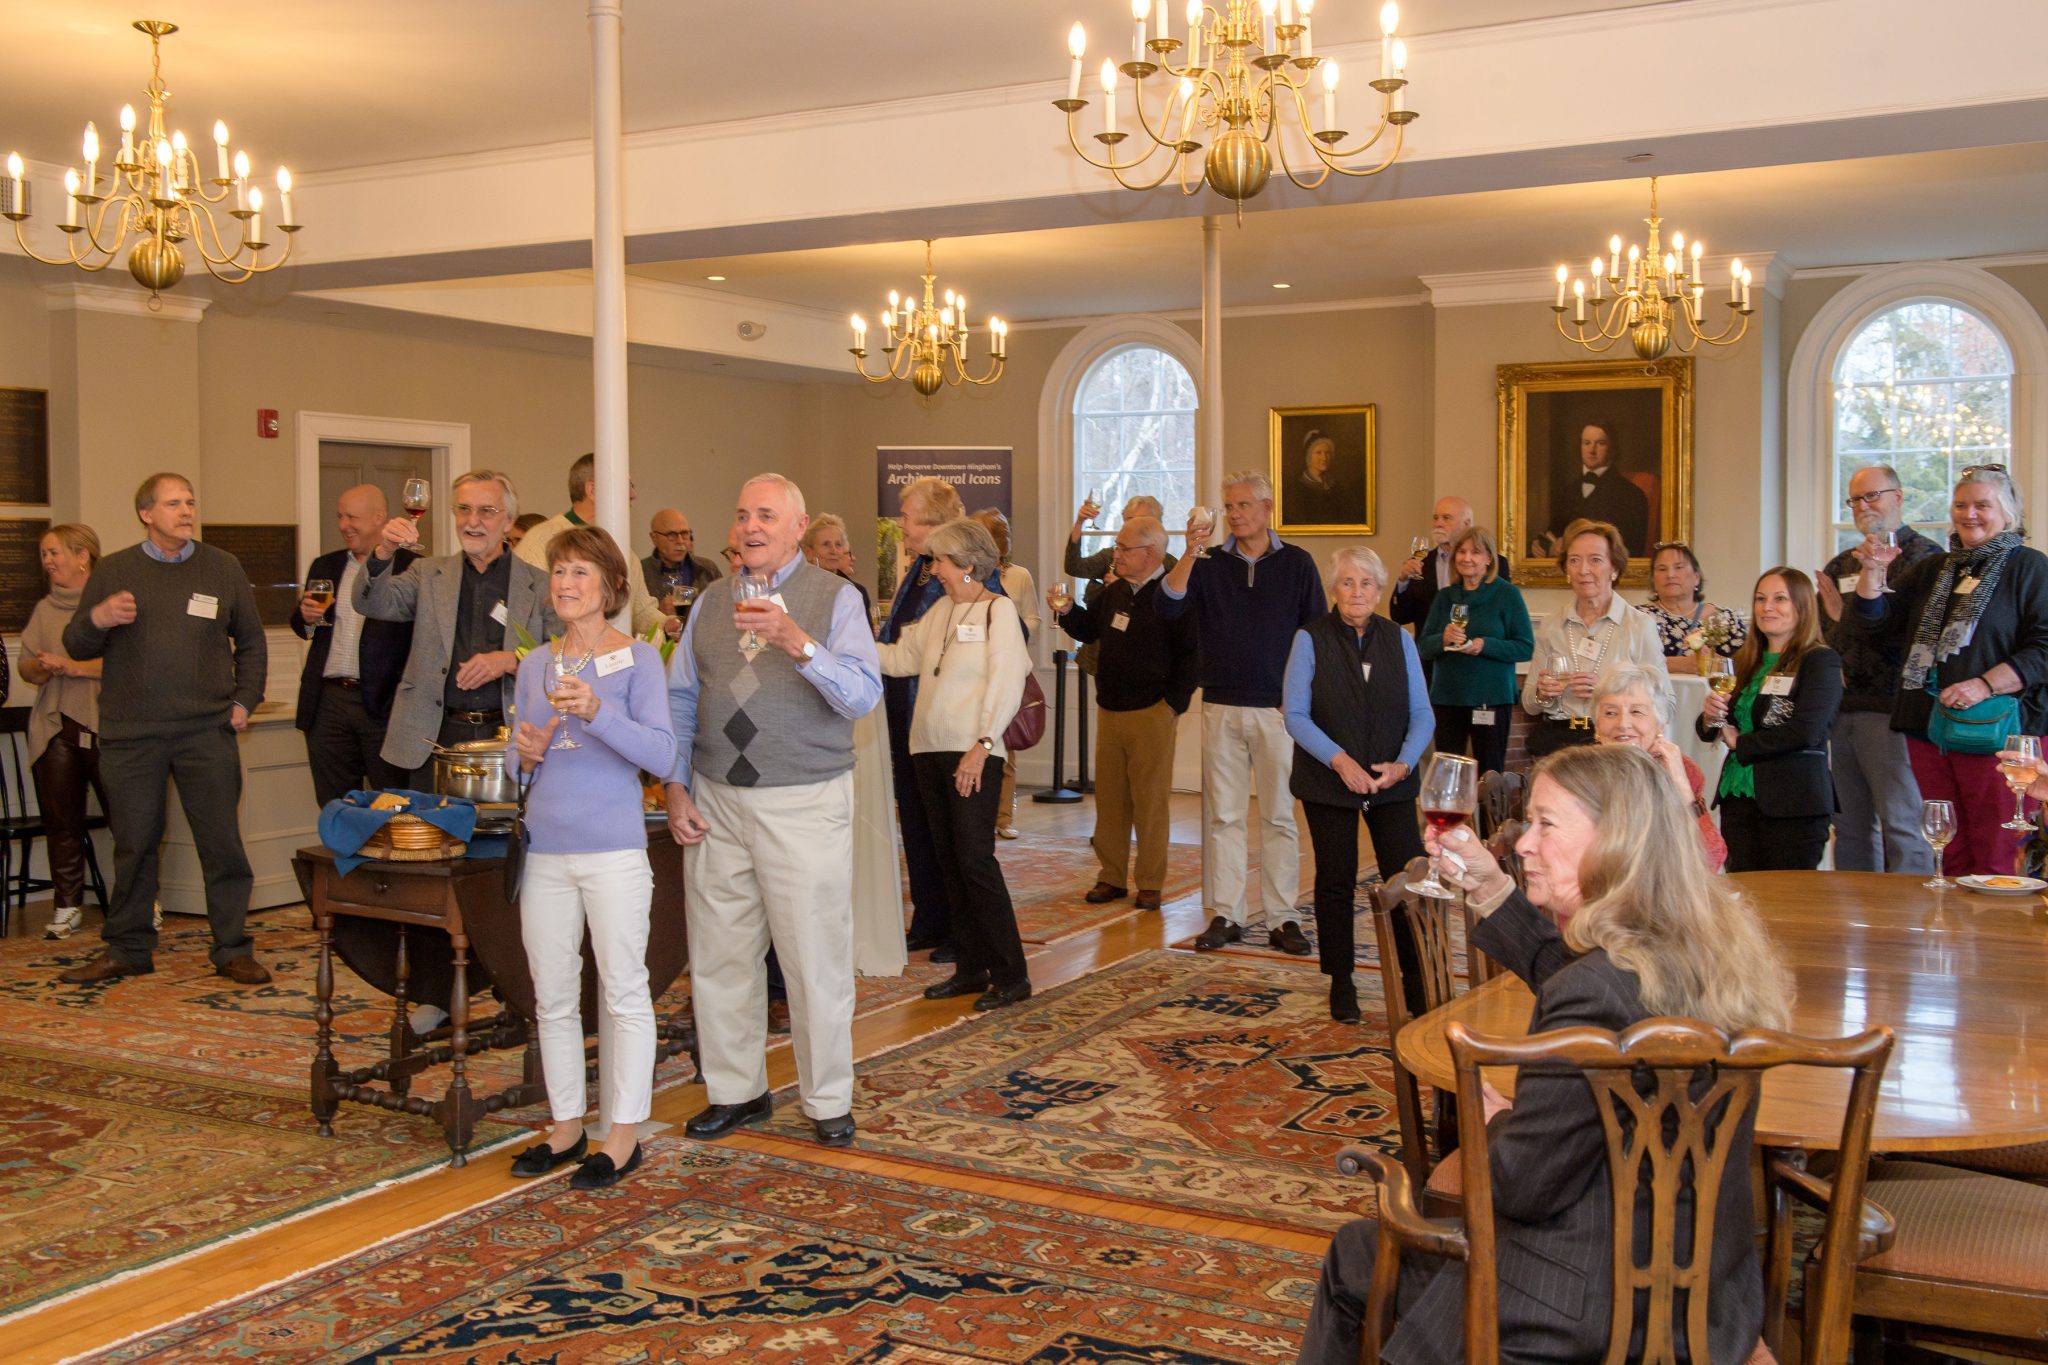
[1638,601,1748,658]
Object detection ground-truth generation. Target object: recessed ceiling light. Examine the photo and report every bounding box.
[705,274,727,282]
[1272,282,1291,290]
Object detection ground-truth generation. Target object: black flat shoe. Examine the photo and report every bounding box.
[509,1131,587,1177]
[569,1143,643,1190]
[685,1091,773,1141]
[974,979,1033,1011]
[813,1113,856,1147]
[1329,978,1362,1024]
[922,972,991,1000]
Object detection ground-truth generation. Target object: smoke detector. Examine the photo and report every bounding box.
[737,321,767,341]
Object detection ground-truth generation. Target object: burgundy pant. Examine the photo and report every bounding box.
[1907,737,2026,877]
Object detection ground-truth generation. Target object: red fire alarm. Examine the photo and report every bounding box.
[257,409,280,439]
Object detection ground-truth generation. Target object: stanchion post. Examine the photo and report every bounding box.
[1074,666,1093,794]
[1032,648,1084,804]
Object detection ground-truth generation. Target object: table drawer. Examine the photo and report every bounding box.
[322,866,451,917]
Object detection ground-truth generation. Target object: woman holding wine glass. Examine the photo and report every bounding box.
[507,525,677,1191]
[1416,526,1532,776]
[1846,465,2048,877]
[1281,546,1435,1023]
[1521,519,1669,758]
[1696,568,1842,871]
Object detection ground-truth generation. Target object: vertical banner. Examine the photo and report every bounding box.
[875,446,1013,601]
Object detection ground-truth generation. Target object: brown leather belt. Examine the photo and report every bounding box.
[323,677,361,690]
[445,709,502,725]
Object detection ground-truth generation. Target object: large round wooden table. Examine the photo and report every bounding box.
[1395,871,2048,1152]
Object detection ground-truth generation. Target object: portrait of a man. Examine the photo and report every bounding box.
[1269,403,1377,534]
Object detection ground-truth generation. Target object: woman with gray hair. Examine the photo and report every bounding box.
[1849,464,2048,875]
[1591,664,1727,872]
[1282,545,1434,1022]
[876,518,1034,1011]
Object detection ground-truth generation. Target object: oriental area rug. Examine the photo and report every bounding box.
[0,1039,520,1322]
[986,832,1206,943]
[760,949,1403,1232]
[80,1142,1318,1364]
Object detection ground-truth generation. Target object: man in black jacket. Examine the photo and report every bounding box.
[1051,517,1196,912]
[1392,496,1509,684]
[293,485,417,805]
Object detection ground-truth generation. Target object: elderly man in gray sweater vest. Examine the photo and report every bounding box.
[60,473,271,986]
[664,474,882,1148]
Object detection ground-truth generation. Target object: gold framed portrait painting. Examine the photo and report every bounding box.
[1496,357,1693,588]
[1270,403,1376,534]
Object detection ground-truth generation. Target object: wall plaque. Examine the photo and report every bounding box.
[0,388,50,506]
[202,523,301,627]
[0,518,52,633]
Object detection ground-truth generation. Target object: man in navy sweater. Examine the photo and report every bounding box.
[1160,472,1326,952]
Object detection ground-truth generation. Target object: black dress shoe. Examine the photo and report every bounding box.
[1083,881,1128,904]
[928,944,958,964]
[685,1091,773,1141]
[569,1143,643,1190]
[922,972,991,1000]
[813,1114,856,1147]
[510,1131,587,1177]
[1270,920,1312,956]
[973,978,1033,1011]
[1192,915,1242,950]
[1329,977,1362,1024]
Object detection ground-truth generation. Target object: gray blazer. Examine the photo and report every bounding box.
[1385,892,1764,1365]
[352,549,559,770]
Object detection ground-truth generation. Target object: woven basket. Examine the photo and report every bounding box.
[360,814,466,863]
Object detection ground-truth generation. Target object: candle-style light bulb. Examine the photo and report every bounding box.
[1380,1,1399,33]
[276,165,294,225]
[62,168,79,226]
[1321,58,1339,133]
[1101,57,1120,137]
[1672,230,1684,256]
[1390,37,1407,109]
[1298,0,1315,55]
[155,139,173,196]
[118,104,135,163]
[248,184,263,241]
[212,119,230,180]
[83,123,99,165]
[1067,22,1087,100]
[1379,2,1400,78]
[1186,0,1202,64]
[1131,0,1148,55]
[1555,264,1568,309]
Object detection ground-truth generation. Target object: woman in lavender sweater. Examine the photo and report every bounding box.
[507,525,676,1191]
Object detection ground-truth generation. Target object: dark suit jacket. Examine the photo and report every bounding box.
[1555,468,1651,558]
[1695,646,1843,819]
[290,548,417,733]
[1390,548,1512,629]
[638,551,722,602]
[1385,892,1764,1365]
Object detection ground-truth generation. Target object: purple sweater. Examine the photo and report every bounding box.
[514,640,677,854]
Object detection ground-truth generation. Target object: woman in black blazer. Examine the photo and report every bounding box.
[1297,744,1793,1365]
[1697,568,1843,871]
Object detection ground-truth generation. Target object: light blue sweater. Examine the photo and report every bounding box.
[514,640,677,854]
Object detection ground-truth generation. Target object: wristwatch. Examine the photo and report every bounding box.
[977,736,995,752]
[799,639,817,663]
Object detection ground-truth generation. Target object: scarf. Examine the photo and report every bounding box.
[1903,529,2024,693]
[21,582,97,765]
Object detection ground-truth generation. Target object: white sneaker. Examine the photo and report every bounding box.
[152,901,163,931]
[45,906,84,940]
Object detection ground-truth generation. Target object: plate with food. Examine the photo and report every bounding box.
[1956,874,2048,896]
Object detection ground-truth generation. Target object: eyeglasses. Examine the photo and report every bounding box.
[452,503,503,520]
[1110,542,1149,554]
[1843,488,1901,508]
[1650,540,1693,552]
[651,529,692,540]
[1960,463,2009,479]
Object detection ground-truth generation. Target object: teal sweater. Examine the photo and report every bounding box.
[1417,576,1535,707]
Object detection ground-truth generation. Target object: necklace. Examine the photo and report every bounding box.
[553,633,602,676]
[934,590,990,676]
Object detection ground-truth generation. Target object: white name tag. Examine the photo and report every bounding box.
[1761,675,1795,696]
[594,647,635,678]
[78,732,94,749]
[489,601,510,626]
[1957,576,1980,595]
[1360,662,1373,683]
[769,592,788,610]
[1472,710,1496,726]
[1575,641,1599,661]
[956,622,986,643]
[187,593,218,619]
[1110,611,1131,632]
[1838,574,1860,595]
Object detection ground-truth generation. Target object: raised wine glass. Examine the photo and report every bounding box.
[547,647,587,750]
[401,477,431,522]
[1705,655,1737,698]
[1920,799,1957,890]
[1410,534,1434,561]
[736,572,771,657]
[1414,753,1479,900]
[305,578,335,622]
[1050,579,1073,613]
[1081,487,1101,530]
[2000,734,2041,831]
[1188,505,1216,560]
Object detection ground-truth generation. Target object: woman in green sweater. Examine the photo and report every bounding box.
[1418,526,1534,774]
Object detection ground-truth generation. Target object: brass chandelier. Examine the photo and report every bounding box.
[3,19,299,299]
[849,241,1009,397]
[1551,178,1754,361]
[1055,0,1417,222]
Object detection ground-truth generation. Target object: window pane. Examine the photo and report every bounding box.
[1072,344,1199,537]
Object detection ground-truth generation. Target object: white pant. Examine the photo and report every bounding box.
[1200,702,1300,925]
[685,772,856,1120]
[518,848,655,1126]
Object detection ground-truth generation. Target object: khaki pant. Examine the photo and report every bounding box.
[1200,702,1299,925]
[1092,701,1180,891]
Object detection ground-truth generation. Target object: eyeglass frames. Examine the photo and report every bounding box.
[1843,488,1901,508]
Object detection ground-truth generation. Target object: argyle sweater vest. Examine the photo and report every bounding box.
[690,562,855,788]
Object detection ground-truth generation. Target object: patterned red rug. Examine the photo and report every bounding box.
[80,1142,1319,1364]
[987,832,1205,944]
[759,949,1403,1231]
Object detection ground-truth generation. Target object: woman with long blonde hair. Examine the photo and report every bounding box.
[1298,743,1789,1365]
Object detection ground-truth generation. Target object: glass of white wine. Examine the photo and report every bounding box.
[1188,506,1216,560]
[547,648,586,750]
[1050,580,1073,613]
[2000,734,2041,831]
[1920,799,1957,890]
[1705,655,1737,698]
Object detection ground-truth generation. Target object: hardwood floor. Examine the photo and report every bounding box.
[1,793,1360,1362]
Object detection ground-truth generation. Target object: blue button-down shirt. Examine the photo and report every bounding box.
[141,537,198,564]
[665,553,882,788]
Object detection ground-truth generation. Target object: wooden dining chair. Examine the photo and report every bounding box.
[1455,819,1526,987]
[1337,1017,1895,1365]
[1478,769,1525,838]
[1369,855,1467,1206]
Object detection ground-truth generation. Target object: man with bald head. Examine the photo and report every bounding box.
[292,485,419,804]
[641,508,721,626]
[1392,497,1510,665]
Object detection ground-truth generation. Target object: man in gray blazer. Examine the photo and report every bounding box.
[352,469,560,781]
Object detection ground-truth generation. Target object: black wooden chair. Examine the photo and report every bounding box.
[0,705,111,935]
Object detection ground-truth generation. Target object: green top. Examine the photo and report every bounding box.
[1717,650,1780,801]
[1417,575,1536,707]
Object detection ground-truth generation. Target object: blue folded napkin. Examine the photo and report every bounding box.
[319,789,481,875]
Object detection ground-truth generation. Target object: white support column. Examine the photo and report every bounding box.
[589,0,632,572]
[1200,215,1224,495]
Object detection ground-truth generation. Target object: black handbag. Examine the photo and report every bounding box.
[504,764,538,902]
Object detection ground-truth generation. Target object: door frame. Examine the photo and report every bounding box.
[294,411,472,562]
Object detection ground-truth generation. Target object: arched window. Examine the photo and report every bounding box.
[1829,299,2014,553]
[1071,343,1199,558]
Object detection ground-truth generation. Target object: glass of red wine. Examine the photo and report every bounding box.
[402,477,430,522]
[1414,752,1478,900]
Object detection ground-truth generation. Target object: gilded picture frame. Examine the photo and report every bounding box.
[1497,357,1693,589]
[1270,403,1377,535]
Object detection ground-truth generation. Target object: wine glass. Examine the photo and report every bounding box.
[1414,754,1479,900]
[1188,505,1216,560]
[305,578,335,623]
[1082,487,1101,530]
[1410,533,1434,561]
[1920,799,1957,890]
[547,648,586,750]
[401,477,431,522]
[1704,655,1737,698]
[1050,580,1073,613]
[1877,529,1898,594]
[736,572,771,657]
[2001,734,2041,831]
[1543,652,1573,708]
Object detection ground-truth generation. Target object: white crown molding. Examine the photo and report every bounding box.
[40,281,209,323]
[1012,292,1428,332]
[1791,249,2048,280]
[1421,251,1786,307]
